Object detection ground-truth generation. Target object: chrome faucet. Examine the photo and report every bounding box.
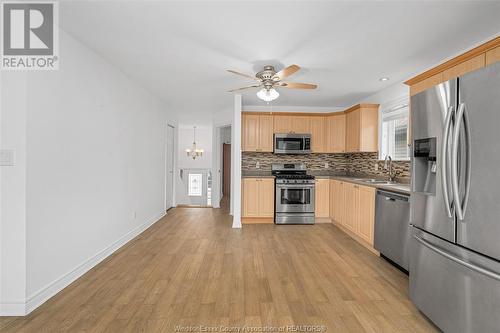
[384,155,398,182]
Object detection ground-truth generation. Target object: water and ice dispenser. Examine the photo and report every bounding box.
[413,138,437,195]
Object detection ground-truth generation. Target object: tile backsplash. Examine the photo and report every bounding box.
[242,152,348,173]
[242,152,411,182]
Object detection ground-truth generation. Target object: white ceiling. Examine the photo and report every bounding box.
[60,1,500,124]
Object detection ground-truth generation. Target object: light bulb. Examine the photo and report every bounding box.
[256,88,279,102]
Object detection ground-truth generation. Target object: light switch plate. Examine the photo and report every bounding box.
[0,149,15,166]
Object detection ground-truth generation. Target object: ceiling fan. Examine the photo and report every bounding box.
[227,64,318,102]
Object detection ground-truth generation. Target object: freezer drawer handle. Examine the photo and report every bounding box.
[414,235,500,282]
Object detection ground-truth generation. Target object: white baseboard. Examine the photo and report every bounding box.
[0,211,166,317]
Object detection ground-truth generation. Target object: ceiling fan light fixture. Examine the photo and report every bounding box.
[257,88,279,102]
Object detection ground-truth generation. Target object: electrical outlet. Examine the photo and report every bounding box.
[374,163,379,171]
[324,162,329,169]
[256,161,260,169]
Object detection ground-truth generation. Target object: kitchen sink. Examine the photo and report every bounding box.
[363,179,396,184]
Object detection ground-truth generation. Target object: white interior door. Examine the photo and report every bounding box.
[166,125,175,210]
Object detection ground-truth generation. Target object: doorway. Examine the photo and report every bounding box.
[223,143,231,197]
[166,124,175,210]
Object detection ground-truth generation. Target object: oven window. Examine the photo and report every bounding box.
[280,188,311,205]
[275,138,303,151]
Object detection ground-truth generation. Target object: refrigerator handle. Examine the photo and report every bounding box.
[451,103,466,220]
[441,106,454,218]
[462,103,472,218]
[414,235,500,281]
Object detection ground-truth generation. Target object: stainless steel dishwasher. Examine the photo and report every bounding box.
[374,190,410,272]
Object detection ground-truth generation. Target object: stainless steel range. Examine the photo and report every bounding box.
[272,163,315,225]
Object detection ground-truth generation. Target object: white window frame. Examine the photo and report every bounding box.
[379,97,410,161]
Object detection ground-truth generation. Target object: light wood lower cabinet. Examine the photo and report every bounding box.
[330,180,376,248]
[357,185,376,245]
[242,178,274,220]
[343,182,359,233]
[329,179,344,224]
[314,179,330,218]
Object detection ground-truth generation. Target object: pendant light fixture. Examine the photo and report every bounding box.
[185,126,203,159]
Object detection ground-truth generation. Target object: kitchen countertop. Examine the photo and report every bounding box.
[242,170,410,194]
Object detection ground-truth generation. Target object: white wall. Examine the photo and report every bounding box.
[1,29,175,315]
[358,82,409,110]
[0,73,28,315]
[175,126,212,205]
[177,127,213,169]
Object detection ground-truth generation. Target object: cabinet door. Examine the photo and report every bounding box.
[330,180,345,224]
[290,116,310,134]
[346,109,360,152]
[314,179,330,218]
[242,114,259,151]
[259,115,274,152]
[329,114,346,153]
[442,54,485,81]
[258,179,275,217]
[343,182,358,233]
[486,46,500,66]
[357,185,376,245]
[273,116,291,133]
[310,116,326,153]
[359,106,379,152]
[242,178,260,217]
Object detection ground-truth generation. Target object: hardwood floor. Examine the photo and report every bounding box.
[1,201,437,332]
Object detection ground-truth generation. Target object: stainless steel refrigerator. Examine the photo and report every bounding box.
[410,62,500,332]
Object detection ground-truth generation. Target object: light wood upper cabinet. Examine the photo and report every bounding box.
[346,109,360,152]
[273,115,291,134]
[329,179,344,224]
[407,37,500,95]
[410,72,444,96]
[357,186,376,245]
[310,116,327,153]
[242,114,273,152]
[486,45,500,66]
[259,115,274,152]
[242,178,274,218]
[290,116,310,134]
[442,54,485,82]
[272,115,310,134]
[326,114,346,153]
[345,105,379,153]
[315,179,330,218]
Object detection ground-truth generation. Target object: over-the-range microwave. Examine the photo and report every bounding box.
[274,133,311,154]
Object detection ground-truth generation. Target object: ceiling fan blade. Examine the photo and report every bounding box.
[273,64,300,80]
[227,69,259,81]
[228,84,261,92]
[279,82,318,89]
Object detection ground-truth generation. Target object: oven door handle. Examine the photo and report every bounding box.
[276,184,315,189]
